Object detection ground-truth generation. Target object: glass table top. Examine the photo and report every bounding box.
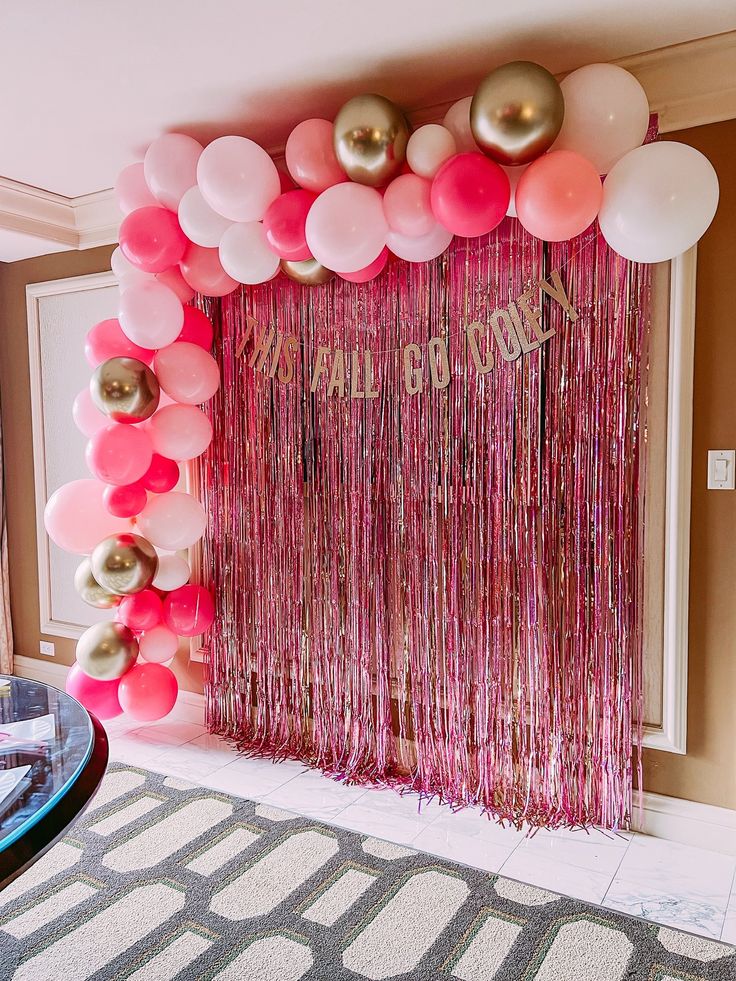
[0,676,93,854]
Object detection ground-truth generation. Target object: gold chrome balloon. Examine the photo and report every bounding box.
[470,61,564,166]
[74,558,121,609]
[90,357,160,423]
[281,258,335,287]
[75,621,138,681]
[333,93,410,186]
[91,533,158,595]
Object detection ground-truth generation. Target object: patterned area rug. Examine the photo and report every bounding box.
[0,765,734,981]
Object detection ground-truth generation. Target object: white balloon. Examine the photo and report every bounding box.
[599,141,719,263]
[501,165,528,218]
[219,221,280,284]
[197,136,280,222]
[406,124,456,178]
[442,98,478,153]
[178,186,232,248]
[118,281,184,349]
[137,491,207,550]
[110,246,151,286]
[387,222,453,262]
[153,554,191,591]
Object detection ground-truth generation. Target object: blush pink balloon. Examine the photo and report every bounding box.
[386,222,454,262]
[44,479,129,554]
[431,153,510,238]
[86,424,153,486]
[516,150,603,242]
[262,190,316,261]
[383,175,435,237]
[180,243,238,297]
[147,405,213,461]
[119,207,188,274]
[118,589,163,632]
[338,247,389,283]
[197,135,280,222]
[155,266,195,303]
[140,453,180,493]
[163,584,215,637]
[406,124,457,179]
[118,662,178,721]
[138,624,179,663]
[114,162,159,215]
[442,97,478,153]
[285,118,346,193]
[136,491,207,550]
[103,481,147,518]
[176,306,214,349]
[66,663,123,720]
[305,183,388,273]
[153,554,190,592]
[154,342,220,404]
[85,318,154,368]
[73,388,107,437]
[119,280,184,349]
[144,133,203,211]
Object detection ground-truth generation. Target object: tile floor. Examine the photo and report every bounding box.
[103,704,736,945]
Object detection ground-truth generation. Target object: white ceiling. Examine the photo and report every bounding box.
[1,0,735,200]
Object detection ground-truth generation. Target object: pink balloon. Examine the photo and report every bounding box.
[139,624,179,663]
[176,306,214,349]
[144,133,203,211]
[516,150,603,242]
[66,663,123,720]
[86,424,153,486]
[155,266,195,303]
[118,662,178,721]
[386,222,454,262]
[147,404,212,461]
[305,183,388,273]
[118,589,163,632]
[163,584,215,637]
[119,207,188,274]
[119,280,184,349]
[442,97,478,153]
[338,247,389,283]
[154,342,220,404]
[115,162,159,215]
[262,190,316,261]
[85,318,154,368]
[197,136,280,222]
[103,481,147,518]
[140,453,180,493]
[180,243,238,297]
[44,479,129,554]
[285,119,346,193]
[383,175,434,237]
[406,124,457,179]
[431,153,510,238]
[136,491,207,550]
[73,388,107,437]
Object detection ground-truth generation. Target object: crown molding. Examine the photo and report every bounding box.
[0,30,734,260]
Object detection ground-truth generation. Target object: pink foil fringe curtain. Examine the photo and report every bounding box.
[198,218,650,830]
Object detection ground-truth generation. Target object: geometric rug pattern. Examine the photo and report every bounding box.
[0,765,734,980]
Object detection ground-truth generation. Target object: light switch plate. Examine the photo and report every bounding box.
[39,640,55,657]
[707,449,735,490]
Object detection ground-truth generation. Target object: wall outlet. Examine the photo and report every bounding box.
[39,641,55,657]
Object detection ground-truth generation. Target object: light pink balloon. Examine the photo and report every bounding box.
[406,124,457,179]
[114,162,158,215]
[443,97,479,153]
[197,136,280,222]
[306,184,388,273]
[153,553,191,591]
[383,175,435,237]
[219,222,280,285]
[501,165,528,218]
[73,387,107,437]
[144,133,203,210]
[44,479,129,554]
[180,243,238,297]
[119,281,184,348]
[285,119,346,193]
[153,342,220,404]
[337,247,389,283]
[139,624,179,663]
[386,222,453,262]
[155,266,195,303]
[118,662,178,721]
[86,423,153,486]
[110,246,151,287]
[147,404,213,461]
[137,491,207,550]
[178,186,232,247]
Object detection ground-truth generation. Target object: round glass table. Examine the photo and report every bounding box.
[0,675,108,890]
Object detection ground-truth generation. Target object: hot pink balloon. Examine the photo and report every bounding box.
[306,183,388,273]
[197,135,280,222]
[118,662,178,721]
[262,190,316,261]
[176,306,214,349]
[154,342,220,404]
[383,175,435,238]
[137,491,207,550]
[86,424,153,486]
[163,584,215,637]
[73,388,107,437]
[103,481,147,518]
[155,266,195,303]
[85,318,154,368]
[139,624,179,663]
[119,280,184,349]
[66,663,123,720]
[516,150,603,242]
[144,133,203,211]
[180,243,238,297]
[118,589,163,632]
[431,153,510,238]
[140,453,180,493]
[147,404,212,461]
[44,479,129,554]
[115,162,158,215]
[119,207,188,274]
[285,118,346,193]
[338,247,389,283]
[387,222,453,262]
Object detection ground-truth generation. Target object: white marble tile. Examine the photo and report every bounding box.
[603,879,727,940]
[126,720,207,747]
[332,788,441,847]
[261,769,366,822]
[513,826,631,876]
[499,848,613,905]
[201,756,306,802]
[107,734,174,768]
[412,823,514,873]
[427,806,527,851]
[612,835,735,901]
[149,740,239,782]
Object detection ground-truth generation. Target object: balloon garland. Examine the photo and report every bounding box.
[46,59,719,724]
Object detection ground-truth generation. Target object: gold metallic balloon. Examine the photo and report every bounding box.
[90,357,160,423]
[333,93,410,186]
[74,558,121,609]
[470,61,564,166]
[76,620,138,681]
[91,533,158,595]
[281,258,335,287]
